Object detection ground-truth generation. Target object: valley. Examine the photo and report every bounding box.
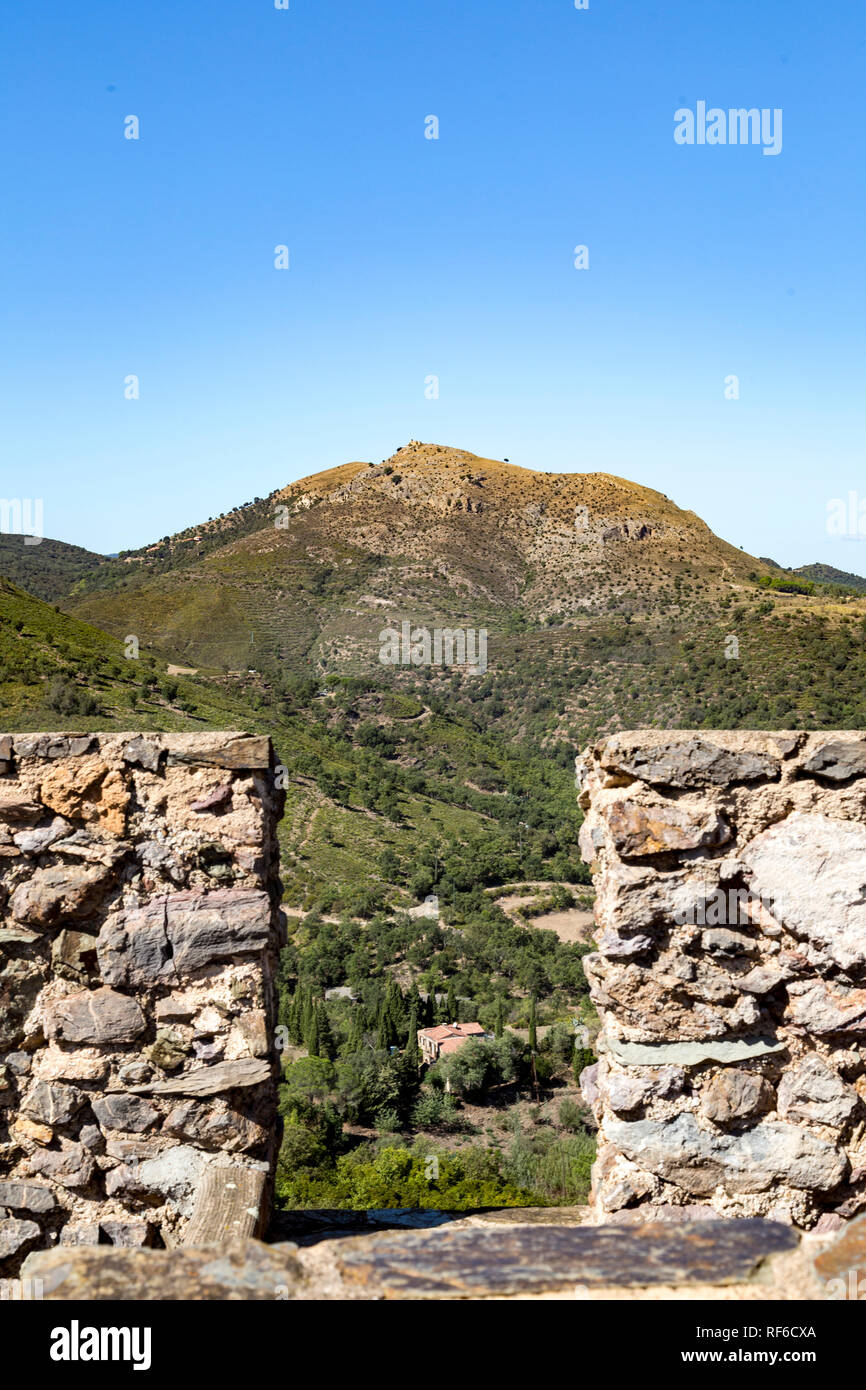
[3,441,866,1212]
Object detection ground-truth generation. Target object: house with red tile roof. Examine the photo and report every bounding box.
[417,1021,489,1064]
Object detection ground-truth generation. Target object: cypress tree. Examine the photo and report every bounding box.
[301,987,314,1044]
[288,991,303,1046]
[346,1008,364,1055]
[306,1008,320,1057]
[376,1001,391,1051]
[277,988,290,1030]
[384,979,405,1042]
[495,996,505,1039]
[316,1001,336,1061]
[405,1004,420,1067]
[446,984,457,1024]
[409,983,423,1018]
[573,1045,592,1083]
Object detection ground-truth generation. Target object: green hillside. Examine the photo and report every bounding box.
[794,561,866,594]
[0,535,106,604]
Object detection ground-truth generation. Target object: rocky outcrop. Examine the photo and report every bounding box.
[0,732,284,1274]
[578,730,866,1227]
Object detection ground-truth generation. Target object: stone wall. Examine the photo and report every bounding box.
[0,732,285,1273]
[577,731,866,1228]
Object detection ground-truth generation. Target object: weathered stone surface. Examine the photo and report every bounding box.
[785,980,866,1035]
[701,928,757,957]
[737,965,786,995]
[606,1114,847,1195]
[95,902,174,987]
[39,756,129,835]
[742,812,866,973]
[22,1238,303,1300]
[604,1204,726,1225]
[52,828,130,868]
[0,783,43,822]
[0,958,45,1050]
[137,839,184,884]
[44,988,147,1045]
[51,929,99,980]
[0,926,40,946]
[596,927,654,959]
[14,735,94,759]
[9,863,112,927]
[165,735,272,770]
[777,1055,858,1129]
[13,817,69,854]
[593,862,717,937]
[583,952,762,1043]
[1,1052,31,1077]
[146,1028,190,1071]
[235,1009,269,1058]
[579,1063,600,1110]
[13,1115,54,1144]
[334,1220,799,1296]
[91,1093,159,1133]
[605,1036,785,1067]
[813,1213,866,1286]
[601,738,780,789]
[27,1144,95,1190]
[467,1206,589,1227]
[97,888,273,986]
[604,800,730,858]
[700,1070,774,1124]
[121,736,163,773]
[59,1223,101,1246]
[79,1125,104,1152]
[606,1067,684,1114]
[0,1180,55,1214]
[162,1100,267,1153]
[182,1164,267,1244]
[21,1080,85,1126]
[190,783,233,812]
[104,1146,208,1215]
[0,1218,40,1259]
[100,1220,153,1247]
[128,1058,271,1097]
[802,739,866,782]
[117,1061,153,1087]
[34,1049,109,1084]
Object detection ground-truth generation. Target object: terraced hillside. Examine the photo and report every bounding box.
[0,577,585,917]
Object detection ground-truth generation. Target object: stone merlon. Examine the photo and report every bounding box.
[578,730,866,1228]
[0,732,285,1275]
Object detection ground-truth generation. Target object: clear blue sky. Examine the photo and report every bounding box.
[2,0,864,567]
